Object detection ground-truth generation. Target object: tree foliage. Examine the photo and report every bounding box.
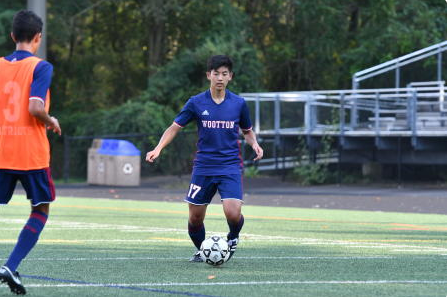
[0,0,445,133]
[0,0,25,52]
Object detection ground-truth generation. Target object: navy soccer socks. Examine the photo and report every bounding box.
[188,222,205,250]
[227,214,244,240]
[5,210,48,272]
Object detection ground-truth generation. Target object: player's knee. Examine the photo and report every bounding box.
[32,203,50,215]
[223,204,240,220]
[225,211,241,224]
[189,215,204,226]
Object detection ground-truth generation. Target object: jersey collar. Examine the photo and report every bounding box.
[207,89,229,105]
[5,50,34,62]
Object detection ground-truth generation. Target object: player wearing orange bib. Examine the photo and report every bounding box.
[0,10,61,295]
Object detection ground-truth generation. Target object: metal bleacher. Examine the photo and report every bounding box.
[241,41,447,172]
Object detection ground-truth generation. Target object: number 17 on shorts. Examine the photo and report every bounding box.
[188,184,202,199]
[183,174,242,205]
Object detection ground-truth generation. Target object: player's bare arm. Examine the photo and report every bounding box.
[242,129,263,161]
[29,99,61,135]
[146,123,182,162]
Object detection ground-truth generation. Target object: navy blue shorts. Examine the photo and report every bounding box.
[0,168,56,206]
[184,174,243,205]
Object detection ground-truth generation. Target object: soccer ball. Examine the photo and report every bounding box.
[199,235,230,266]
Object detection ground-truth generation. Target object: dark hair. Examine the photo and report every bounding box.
[207,55,233,72]
[12,10,43,43]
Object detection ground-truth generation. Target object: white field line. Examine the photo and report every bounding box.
[0,256,399,262]
[0,218,297,241]
[392,249,443,252]
[0,219,291,241]
[0,239,184,243]
[298,239,447,252]
[1,237,446,253]
[6,280,447,288]
[0,228,186,232]
[0,218,185,233]
[1,218,446,253]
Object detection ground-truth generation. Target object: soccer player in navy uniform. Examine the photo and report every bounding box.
[0,10,61,295]
[146,55,263,262]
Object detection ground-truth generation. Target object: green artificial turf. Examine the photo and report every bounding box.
[1,196,446,296]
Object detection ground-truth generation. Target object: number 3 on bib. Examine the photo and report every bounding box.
[187,184,202,199]
[3,81,21,123]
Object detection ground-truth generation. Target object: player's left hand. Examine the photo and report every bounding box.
[252,143,263,161]
[146,149,160,163]
[47,116,61,135]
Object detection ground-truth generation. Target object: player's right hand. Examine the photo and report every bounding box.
[146,150,160,163]
[47,116,61,135]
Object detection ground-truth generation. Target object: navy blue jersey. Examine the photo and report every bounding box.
[4,50,53,103]
[174,89,252,175]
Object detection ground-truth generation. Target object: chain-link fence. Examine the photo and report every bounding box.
[54,131,272,182]
[54,131,198,182]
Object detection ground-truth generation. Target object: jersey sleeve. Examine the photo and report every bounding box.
[239,100,252,131]
[174,98,196,127]
[30,60,53,104]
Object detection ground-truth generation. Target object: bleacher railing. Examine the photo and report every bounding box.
[241,83,447,171]
[352,41,447,89]
[241,83,447,136]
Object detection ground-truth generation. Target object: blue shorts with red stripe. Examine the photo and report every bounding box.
[184,174,243,205]
[0,168,56,206]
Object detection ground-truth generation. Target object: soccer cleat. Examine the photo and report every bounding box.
[189,251,203,262]
[227,237,239,261]
[0,266,26,295]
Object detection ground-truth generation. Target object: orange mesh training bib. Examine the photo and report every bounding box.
[0,56,51,170]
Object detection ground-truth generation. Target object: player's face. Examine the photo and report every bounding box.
[207,66,233,92]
